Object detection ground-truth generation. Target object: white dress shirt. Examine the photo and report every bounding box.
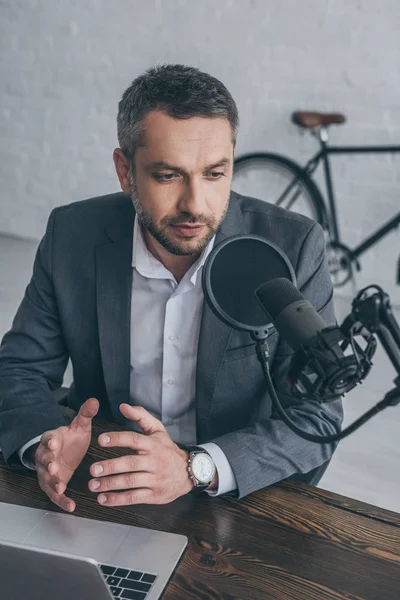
[18,216,237,496]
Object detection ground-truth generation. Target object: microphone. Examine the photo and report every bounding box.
[203,235,398,444]
[255,278,368,401]
[255,277,328,351]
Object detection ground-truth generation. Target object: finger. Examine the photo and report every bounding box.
[90,454,155,479]
[89,472,156,493]
[37,453,62,482]
[55,481,67,495]
[97,430,154,452]
[45,488,75,512]
[36,447,57,471]
[37,456,71,498]
[97,488,154,507]
[37,464,63,495]
[71,397,99,432]
[49,476,66,497]
[119,404,166,435]
[41,430,60,453]
[48,460,58,477]
[38,472,75,512]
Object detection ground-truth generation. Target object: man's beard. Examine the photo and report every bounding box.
[129,175,229,256]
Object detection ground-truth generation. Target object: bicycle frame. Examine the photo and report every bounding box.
[300,129,400,262]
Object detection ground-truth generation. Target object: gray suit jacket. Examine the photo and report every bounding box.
[0,191,343,498]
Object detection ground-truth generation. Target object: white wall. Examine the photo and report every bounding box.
[1,0,399,301]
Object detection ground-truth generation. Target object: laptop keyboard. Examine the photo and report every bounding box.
[100,564,157,599]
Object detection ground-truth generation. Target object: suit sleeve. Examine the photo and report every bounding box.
[18,435,43,469]
[198,441,238,496]
[208,223,344,499]
[0,208,68,468]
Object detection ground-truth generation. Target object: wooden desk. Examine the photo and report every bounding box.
[1,421,399,600]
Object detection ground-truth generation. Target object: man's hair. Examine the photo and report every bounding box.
[117,64,239,165]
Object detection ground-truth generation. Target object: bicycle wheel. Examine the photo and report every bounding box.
[233,152,329,230]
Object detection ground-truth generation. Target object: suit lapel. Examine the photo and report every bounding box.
[196,193,247,439]
[95,198,134,422]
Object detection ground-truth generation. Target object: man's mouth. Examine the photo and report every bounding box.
[169,223,206,237]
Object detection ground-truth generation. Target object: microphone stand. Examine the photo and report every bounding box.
[256,285,400,444]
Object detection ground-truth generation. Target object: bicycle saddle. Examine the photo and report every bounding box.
[292,111,346,129]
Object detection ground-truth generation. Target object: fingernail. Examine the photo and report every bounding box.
[100,435,110,445]
[94,465,103,475]
[91,480,100,490]
[98,494,107,504]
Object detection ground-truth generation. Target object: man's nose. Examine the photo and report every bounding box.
[176,178,207,217]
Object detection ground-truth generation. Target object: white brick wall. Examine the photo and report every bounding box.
[1,0,399,301]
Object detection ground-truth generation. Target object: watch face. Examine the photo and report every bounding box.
[192,453,216,483]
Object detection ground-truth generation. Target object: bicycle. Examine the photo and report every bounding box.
[232,111,400,287]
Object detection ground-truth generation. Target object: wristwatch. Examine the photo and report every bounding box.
[185,446,216,490]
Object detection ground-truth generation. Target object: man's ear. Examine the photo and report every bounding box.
[113,148,131,194]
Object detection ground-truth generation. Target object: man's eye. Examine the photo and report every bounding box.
[154,172,225,182]
[207,172,225,179]
[154,173,176,181]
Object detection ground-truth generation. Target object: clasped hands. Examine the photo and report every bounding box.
[34,398,195,513]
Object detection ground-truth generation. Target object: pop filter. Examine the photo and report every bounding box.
[202,234,296,337]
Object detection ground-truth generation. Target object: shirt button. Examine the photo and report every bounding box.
[168,336,175,341]
[167,378,175,385]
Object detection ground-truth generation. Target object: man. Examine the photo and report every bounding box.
[0,64,343,513]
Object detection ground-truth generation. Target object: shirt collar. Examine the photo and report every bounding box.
[131,214,215,286]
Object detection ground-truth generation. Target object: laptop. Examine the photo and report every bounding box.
[0,501,187,600]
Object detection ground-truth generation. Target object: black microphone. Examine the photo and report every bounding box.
[202,236,392,444]
[255,277,328,351]
[255,277,363,400]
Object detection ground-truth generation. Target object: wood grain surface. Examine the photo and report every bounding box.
[0,419,399,600]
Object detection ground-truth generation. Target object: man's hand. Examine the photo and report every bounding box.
[88,404,194,506]
[35,397,99,512]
